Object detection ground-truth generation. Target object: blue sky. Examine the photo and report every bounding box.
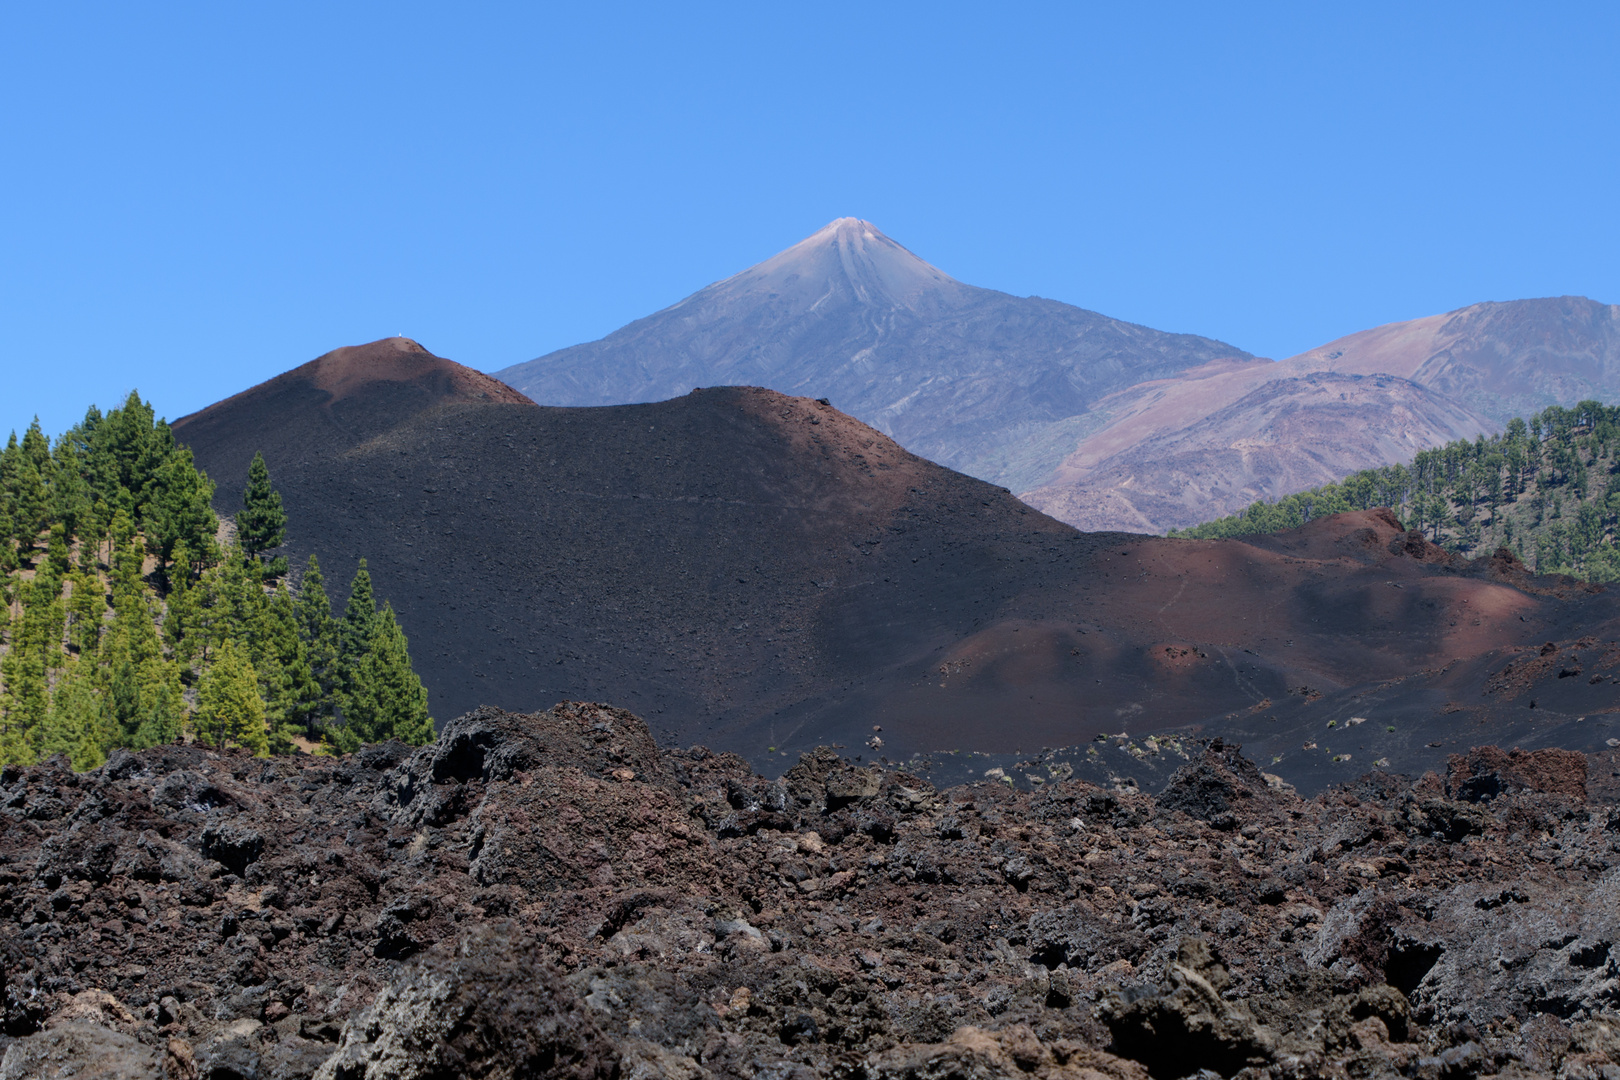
[3,3,1617,442]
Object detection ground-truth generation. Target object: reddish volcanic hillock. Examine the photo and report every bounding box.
[172,337,533,465]
[6,707,1620,1077]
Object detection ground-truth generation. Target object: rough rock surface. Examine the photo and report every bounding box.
[7,704,1620,1077]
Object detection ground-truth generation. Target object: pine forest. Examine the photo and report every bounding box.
[1172,401,1620,582]
[0,393,434,770]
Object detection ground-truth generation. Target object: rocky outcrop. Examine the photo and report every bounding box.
[313,930,616,1080]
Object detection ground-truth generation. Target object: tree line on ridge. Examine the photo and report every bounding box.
[1172,401,1620,582]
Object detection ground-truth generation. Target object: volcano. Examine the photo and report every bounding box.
[176,339,1620,790]
[495,218,1256,483]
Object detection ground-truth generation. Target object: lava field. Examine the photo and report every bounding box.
[7,705,1620,1078]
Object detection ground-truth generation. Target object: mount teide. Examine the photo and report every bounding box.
[176,339,1620,789]
[496,218,1256,483]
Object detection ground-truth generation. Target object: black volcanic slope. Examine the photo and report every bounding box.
[176,340,1620,790]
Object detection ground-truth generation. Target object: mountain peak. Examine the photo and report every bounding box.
[172,338,532,469]
[808,216,885,245]
[702,217,964,314]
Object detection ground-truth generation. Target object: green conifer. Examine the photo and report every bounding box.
[0,577,57,762]
[130,661,185,749]
[344,603,434,746]
[294,555,340,733]
[143,446,217,569]
[238,452,287,575]
[195,640,268,756]
[0,511,16,574]
[337,559,377,706]
[262,584,318,753]
[11,462,47,552]
[19,419,51,475]
[41,661,109,770]
[46,523,70,575]
[67,568,107,656]
[162,542,197,659]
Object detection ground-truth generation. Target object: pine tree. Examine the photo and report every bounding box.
[212,545,268,652]
[40,661,109,771]
[19,419,51,475]
[102,538,170,747]
[143,445,217,570]
[46,523,70,575]
[338,559,377,707]
[67,567,107,656]
[162,542,200,661]
[129,662,184,749]
[237,452,287,576]
[195,639,267,755]
[294,554,340,735]
[48,435,92,539]
[344,603,434,746]
[11,462,47,553]
[0,510,16,574]
[253,584,314,753]
[0,576,59,762]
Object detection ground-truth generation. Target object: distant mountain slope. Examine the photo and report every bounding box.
[1175,399,1620,582]
[1021,371,1496,532]
[1288,296,1620,424]
[495,218,1256,480]
[175,340,1620,789]
[1020,297,1620,533]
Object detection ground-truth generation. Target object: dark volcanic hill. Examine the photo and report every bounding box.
[494,218,1256,481]
[173,336,534,451]
[176,340,1620,790]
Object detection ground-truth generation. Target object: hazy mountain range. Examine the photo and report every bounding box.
[498,221,1620,533]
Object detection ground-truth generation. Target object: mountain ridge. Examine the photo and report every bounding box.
[1018,296,1620,532]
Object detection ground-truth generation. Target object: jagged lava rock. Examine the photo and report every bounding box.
[6,707,1620,1076]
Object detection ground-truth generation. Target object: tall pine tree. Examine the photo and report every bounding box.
[294,554,340,736]
[237,452,286,577]
[195,640,268,756]
[344,603,434,745]
[40,661,109,771]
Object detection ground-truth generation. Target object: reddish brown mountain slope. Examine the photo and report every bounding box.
[1021,371,1491,533]
[1021,297,1620,533]
[174,342,1620,790]
[174,337,532,460]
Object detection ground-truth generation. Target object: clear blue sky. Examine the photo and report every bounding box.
[3,3,1617,443]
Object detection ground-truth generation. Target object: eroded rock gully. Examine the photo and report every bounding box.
[6,706,1620,1078]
